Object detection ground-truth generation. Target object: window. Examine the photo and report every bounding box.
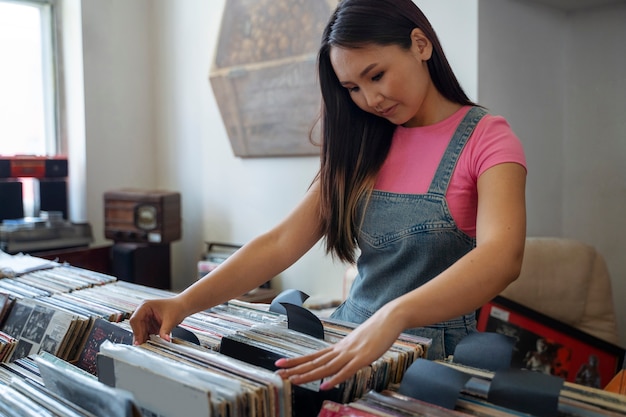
[0,0,60,156]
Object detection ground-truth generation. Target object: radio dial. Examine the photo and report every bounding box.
[135,205,158,231]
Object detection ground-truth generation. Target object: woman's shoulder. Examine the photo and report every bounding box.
[466,108,526,172]
[471,107,521,143]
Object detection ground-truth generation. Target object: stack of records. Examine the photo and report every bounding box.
[75,318,134,376]
[0,276,51,299]
[97,337,292,417]
[0,352,141,417]
[321,370,626,417]
[92,299,428,417]
[0,330,17,363]
[319,318,427,390]
[219,319,426,417]
[150,299,428,417]
[66,280,176,319]
[0,353,45,386]
[0,250,430,416]
[0,252,180,367]
[0,297,92,363]
[437,360,626,417]
[178,301,286,350]
[11,265,117,294]
[319,390,473,417]
[0,279,179,365]
[0,264,117,300]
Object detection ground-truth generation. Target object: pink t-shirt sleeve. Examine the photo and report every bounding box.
[464,114,526,181]
[374,107,526,237]
[451,114,526,236]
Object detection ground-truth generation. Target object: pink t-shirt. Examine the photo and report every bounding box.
[374,106,526,237]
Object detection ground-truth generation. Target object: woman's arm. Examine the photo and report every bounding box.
[130,180,324,344]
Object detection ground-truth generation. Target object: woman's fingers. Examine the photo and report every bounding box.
[273,311,404,390]
[275,346,364,390]
[130,299,177,344]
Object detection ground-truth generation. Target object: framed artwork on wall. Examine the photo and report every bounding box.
[209,0,334,157]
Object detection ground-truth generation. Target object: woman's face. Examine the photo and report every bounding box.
[329,29,435,127]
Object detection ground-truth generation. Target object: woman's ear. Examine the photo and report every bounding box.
[410,28,433,61]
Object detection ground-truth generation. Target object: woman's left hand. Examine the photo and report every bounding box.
[274,308,404,390]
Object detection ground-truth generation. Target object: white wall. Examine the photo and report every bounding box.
[81,0,157,246]
[564,5,626,346]
[478,0,567,236]
[478,0,626,346]
[416,0,479,101]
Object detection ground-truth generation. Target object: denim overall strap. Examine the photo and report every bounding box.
[331,106,488,360]
[429,106,487,197]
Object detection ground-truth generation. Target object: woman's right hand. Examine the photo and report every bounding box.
[129,297,187,345]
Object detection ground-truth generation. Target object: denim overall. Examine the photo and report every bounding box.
[331,107,486,360]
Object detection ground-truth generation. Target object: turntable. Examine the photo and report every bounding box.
[0,211,93,254]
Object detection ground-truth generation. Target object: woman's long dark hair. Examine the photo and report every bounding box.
[317,0,475,263]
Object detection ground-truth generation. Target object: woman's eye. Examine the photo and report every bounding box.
[372,72,383,81]
[348,86,360,93]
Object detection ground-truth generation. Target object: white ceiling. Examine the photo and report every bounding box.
[528,0,626,11]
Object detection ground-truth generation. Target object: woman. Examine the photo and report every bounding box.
[130,0,526,391]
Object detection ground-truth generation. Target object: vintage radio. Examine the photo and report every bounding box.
[104,189,181,244]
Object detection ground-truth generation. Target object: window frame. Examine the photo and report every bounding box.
[0,0,65,156]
